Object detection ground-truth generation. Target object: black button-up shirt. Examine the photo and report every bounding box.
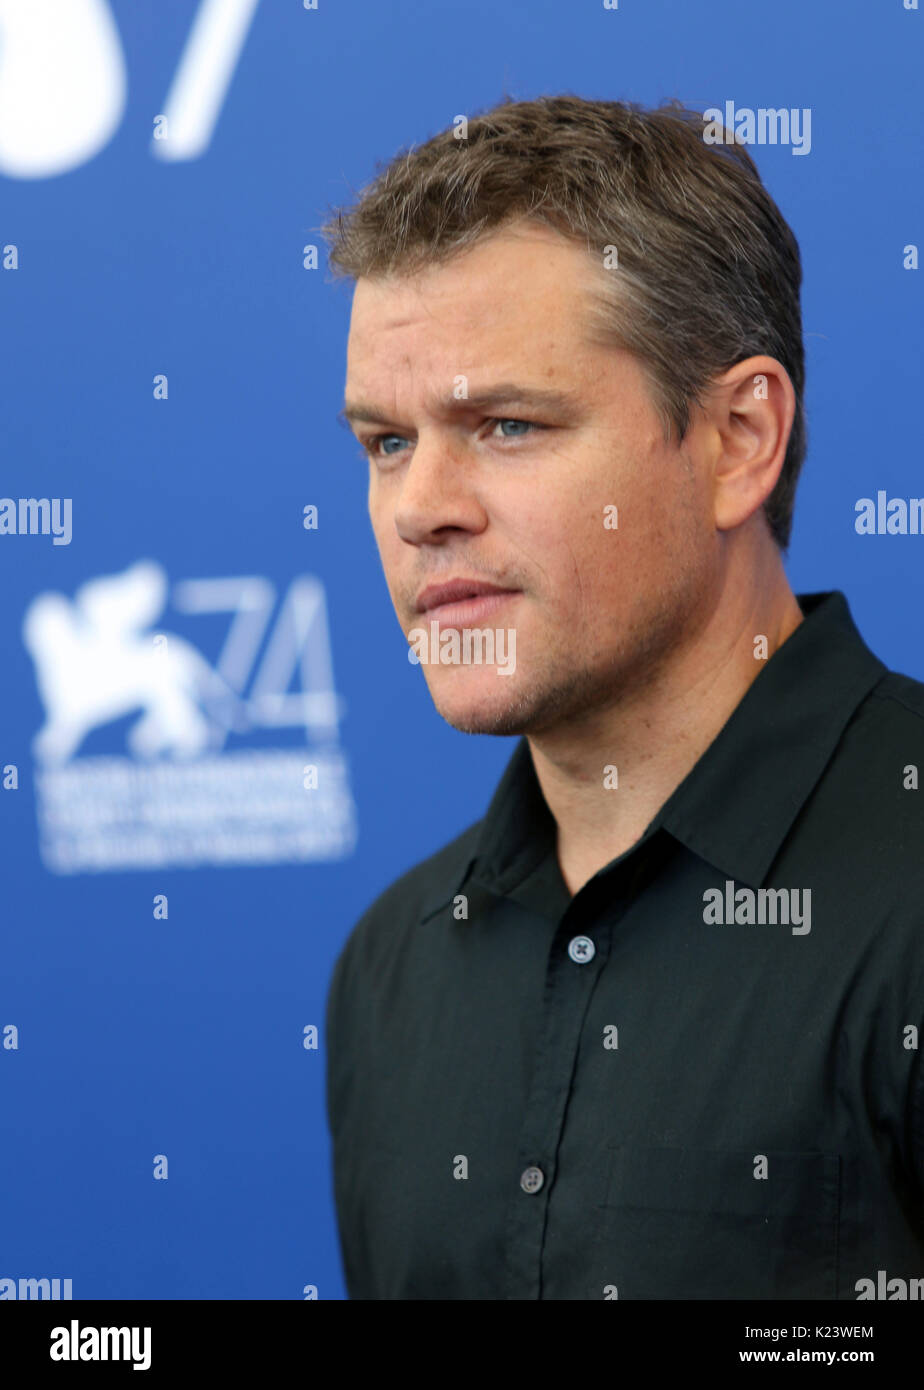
[325,591,924,1300]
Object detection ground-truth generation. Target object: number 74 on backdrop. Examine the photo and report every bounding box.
[23,564,357,874]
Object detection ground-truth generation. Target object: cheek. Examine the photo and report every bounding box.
[503,491,608,593]
[368,488,395,549]
[367,506,404,590]
[563,497,666,617]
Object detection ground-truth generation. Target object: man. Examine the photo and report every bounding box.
[320,95,924,1300]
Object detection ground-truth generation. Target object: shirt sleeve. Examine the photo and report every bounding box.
[910,1002,924,1202]
[324,931,368,1300]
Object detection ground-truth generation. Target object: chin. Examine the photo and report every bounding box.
[439,709,529,737]
[428,680,527,737]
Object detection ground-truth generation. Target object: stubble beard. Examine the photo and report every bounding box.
[427,576,708,739]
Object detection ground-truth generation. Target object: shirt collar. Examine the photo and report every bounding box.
[420,590,888,918]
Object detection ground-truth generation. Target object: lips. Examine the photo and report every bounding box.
[414,579,520,615]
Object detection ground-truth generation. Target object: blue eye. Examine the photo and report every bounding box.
[360,417,540,461]
[362,434,408,458]
[495,419,533,437]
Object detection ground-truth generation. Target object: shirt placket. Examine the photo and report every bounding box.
[501,872,626,1299]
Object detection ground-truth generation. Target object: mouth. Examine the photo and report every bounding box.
[414,579,522,627]
[420,591,521,628]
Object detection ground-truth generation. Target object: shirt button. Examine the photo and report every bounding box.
[520,1165,545,1194]
[567,934,596,964]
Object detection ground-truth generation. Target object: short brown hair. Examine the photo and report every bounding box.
[320,94,806,549]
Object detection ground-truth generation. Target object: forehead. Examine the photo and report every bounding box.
[345,224,601,373]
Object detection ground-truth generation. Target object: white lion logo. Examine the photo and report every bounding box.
[24,560,244,765]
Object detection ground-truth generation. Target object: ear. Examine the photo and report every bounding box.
[706,356,796,533]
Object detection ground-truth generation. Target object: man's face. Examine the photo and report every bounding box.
[342,221,720,737]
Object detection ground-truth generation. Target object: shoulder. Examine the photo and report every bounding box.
[866,668,924,725]
[845,669,924,800]
[819,667,924,973]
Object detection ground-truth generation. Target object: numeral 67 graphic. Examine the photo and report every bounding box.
[0,0,260,179]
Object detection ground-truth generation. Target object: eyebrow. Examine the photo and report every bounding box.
[337,383,583,430]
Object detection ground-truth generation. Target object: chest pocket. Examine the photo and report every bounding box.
[593,1145,840,1299]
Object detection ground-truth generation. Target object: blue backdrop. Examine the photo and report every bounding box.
[1,0,921,1301]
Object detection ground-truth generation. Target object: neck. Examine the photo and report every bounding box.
[527,542,804,896]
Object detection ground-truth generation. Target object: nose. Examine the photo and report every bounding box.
[391,432,487,545]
